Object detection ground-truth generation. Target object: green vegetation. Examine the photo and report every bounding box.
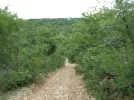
[0,7,80,92]
[0,0,134,99]
[62,0,134,100]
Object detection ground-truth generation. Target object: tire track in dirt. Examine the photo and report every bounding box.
[12,63,91,100]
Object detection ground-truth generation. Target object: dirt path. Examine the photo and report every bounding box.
[11,63,91,100]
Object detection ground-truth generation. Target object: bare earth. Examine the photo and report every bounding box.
[11,63,91,100]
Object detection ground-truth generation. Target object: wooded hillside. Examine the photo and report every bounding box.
[0,0,134,99]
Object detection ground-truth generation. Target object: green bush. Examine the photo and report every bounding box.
[0,69,32,91]
[68,1,134,99]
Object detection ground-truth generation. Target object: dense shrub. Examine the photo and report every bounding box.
[64,0,134,99]
[0,69,32,91]
[0,7,72,92]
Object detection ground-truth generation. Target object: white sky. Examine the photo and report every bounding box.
[0,0,114,19]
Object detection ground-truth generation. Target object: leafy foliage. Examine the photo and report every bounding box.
[61,0,134,99]
[0,7,80,92]
[0,1,134,99]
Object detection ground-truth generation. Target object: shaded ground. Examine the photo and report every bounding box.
[11,63,92,100]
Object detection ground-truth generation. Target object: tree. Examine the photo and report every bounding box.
[0,7,23,69]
